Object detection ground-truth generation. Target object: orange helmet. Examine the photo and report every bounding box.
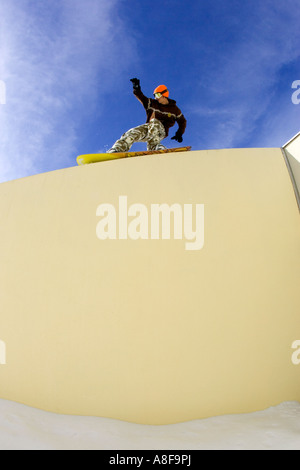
[153,84,169,98]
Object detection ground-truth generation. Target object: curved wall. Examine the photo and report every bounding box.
[0,147,299,424]
[283,132,300,210]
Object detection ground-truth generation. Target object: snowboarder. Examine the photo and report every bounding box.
[107,78,187,153]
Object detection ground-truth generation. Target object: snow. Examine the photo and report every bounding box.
[0,399,299,450]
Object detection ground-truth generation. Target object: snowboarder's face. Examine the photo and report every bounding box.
[156,95,169,104]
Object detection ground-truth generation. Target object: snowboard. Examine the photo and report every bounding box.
[76,146,191,165]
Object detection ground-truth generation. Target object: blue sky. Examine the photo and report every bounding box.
[0,0,299,183]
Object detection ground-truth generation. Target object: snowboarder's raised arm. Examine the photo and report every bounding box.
[130,77,141,91]
[130,78,149,107]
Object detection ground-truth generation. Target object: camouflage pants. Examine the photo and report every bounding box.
[107,119,166,153]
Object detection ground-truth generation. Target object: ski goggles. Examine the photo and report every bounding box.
[153,89,168,99]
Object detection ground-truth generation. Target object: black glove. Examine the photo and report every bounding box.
[130,78,141,91]
[171,130,183,143]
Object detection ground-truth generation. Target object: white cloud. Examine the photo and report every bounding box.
[0,0,137,183]
[191,0,300,149]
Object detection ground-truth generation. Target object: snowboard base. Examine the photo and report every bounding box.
[76,146,191,165]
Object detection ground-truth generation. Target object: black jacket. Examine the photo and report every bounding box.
[133,88,187,137]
